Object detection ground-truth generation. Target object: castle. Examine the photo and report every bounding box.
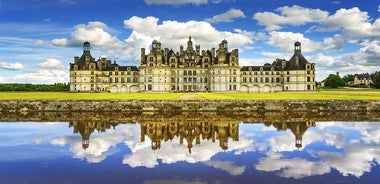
[69,37,315,92]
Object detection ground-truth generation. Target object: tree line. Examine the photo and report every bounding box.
[323,71,380,89]
[0,83,70,91]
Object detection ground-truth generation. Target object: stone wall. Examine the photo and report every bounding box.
[1,100,380,112]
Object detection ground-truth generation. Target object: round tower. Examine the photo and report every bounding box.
[83,41,90,53]
[294,41,301,53]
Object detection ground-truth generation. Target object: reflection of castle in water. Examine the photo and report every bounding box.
[69,121,119,149]
[68,114,315,151]
[268,121,315,148]
[140,121,239,153]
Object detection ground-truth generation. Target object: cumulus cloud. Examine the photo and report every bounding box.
[204,161,246,175]
[34,39,46,46]
[123,135,254,168]
[256,152,331,179]
[52,17,253,63]
[322,34,344,51]
[144,0,207,5]
[205,9,245,23]
[38,58,65,70]
[12,69,68,84]
[0,61,23,70]
[317,7,372,38]
[123,16,253,58]
[253,5,329,31]
[52,21,125,49]
[267,31,323,53]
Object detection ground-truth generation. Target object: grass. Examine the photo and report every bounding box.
[0,92,184,100]
[1,89,380,100]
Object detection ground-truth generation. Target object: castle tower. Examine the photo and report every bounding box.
[187,36,193,50]
[222,39,228,52]
[83,41,90,54]
[294,41,301,54]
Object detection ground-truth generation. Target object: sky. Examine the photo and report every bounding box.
[0,0,379,83]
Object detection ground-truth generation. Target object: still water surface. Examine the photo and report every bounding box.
[0,112,379,184]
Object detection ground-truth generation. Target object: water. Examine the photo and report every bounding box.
[0,112,379,184]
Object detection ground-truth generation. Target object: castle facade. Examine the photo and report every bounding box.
[69,37,315,93]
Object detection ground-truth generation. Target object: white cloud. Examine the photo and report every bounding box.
[253,5,329,31]
[204,161,246,175]
[255,152,331,179]
[123,16,253,59]
[0,61,23,70]
[317,7,372,38]
[34,39,46,46]
[38,58,65,70]
[378,5,380,13]
[52,21,125,49]
[205,9,245,23]
[123,135,254,168]
[52,17,253,64]
[12,69,68,84]
[144,0,207,5]
[267,31,323,53]
[322,34,344,51]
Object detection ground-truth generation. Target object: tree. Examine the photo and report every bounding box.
[342,74,355,83]
[373,72,380,89]
[324,74,346,88]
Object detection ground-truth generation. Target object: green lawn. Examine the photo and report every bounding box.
[0,92,184,100]
[0,90,380,100]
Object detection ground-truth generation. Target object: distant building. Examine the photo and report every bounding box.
[353,73,372,87]
[69,38,315,92]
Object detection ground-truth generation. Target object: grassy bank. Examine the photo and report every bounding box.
[1,90,380,100]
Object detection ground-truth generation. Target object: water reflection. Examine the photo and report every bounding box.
[69,116,316,152]
[1,111,380,184]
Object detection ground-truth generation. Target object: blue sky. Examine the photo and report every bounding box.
[0,0,379,83]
